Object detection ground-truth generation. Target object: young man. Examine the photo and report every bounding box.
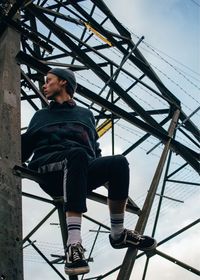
[21,68,157,276]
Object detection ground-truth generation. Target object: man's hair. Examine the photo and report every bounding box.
[64,79,74,97]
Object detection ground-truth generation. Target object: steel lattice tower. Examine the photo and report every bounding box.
[0,1,199,280]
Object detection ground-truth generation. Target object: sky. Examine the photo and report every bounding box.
[22,1,200,280]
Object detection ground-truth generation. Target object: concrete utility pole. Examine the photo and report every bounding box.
[0,6,23,280]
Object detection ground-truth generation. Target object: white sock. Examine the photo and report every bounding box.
[110,213,125,240]
[66,216,82,246]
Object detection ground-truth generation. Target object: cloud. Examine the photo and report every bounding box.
[146,229,200,280]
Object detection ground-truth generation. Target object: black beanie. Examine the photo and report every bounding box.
[48,68,77,96]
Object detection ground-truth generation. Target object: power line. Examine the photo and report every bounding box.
[81,1,200,81]
[78,24,200,112]
[140,40,200,78]
[142,41,200,93]
[189,0,200,8]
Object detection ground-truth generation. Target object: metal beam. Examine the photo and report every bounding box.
[117,109,180,280]
[88,192,140,215]
[23,207,57,244]
[14,165,140,215]
[21,70,49,106]
[1,12,53,53]
[77,84,199,173]
[122,116,171,156]
[179,110,200,142]
[155,249,200,276]
[166,163,188,179]
[166,179,200,186]
[27,239,68,280]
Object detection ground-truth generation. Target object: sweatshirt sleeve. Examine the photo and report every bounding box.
[21,132,34,163]
[21,112,39,163]
[95,139,102,158]
[90,110,102,158]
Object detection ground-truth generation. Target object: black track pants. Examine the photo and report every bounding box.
[38,148,130,213]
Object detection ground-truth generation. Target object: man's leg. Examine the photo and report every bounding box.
[88,155,157,251]
[63,148,89,276]
[65,211,89,276]
[108,198,127,240]
[38,148,90,276]
[66,212,82,246]
[88,155,129,238]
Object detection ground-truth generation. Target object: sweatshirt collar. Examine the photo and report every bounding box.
[49,99,76,109]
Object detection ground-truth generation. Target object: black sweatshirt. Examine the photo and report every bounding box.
[21,100,101,170]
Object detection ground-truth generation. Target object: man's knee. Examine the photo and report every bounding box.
[113,155,129,170]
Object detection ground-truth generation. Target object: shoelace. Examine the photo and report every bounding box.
[126,229,143,241]
[71,244,83,262]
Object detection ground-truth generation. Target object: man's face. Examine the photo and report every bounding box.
[42,73,65,100]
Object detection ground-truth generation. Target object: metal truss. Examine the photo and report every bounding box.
[1,1,199,279]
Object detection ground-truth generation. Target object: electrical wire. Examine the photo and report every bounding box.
[189,0,200,8]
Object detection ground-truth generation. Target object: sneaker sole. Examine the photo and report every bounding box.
[111,240,157,251]
[65,266,90,276]
[139,240,157,251]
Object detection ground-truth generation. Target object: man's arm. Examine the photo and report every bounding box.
[21,133,34,163]
[95,139,102,158]
[89,110,102,158]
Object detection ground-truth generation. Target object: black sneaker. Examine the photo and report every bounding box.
[64,242,90,276]
[109,229,157,251]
